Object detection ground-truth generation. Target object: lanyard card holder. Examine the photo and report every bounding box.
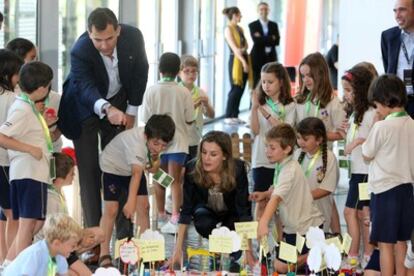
[404,69,413,95]
[49,155,56,180]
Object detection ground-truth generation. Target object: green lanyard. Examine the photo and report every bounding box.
[348,113,358,142]
[161,76,175,82]
[47,185,68,214]
[305,94,320,117]
[301,149,321,178]
[273,157,291,187]
[385,111,408,120]
[48,256,57,276]
[265,98,285,121]
[18,93,53,153]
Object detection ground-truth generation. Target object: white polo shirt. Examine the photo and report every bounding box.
[142,82,194,154]
[362,115,414,194]
[0,98,51,184]
[272,157,324,235]
[0,90,15,166]
[252,101,296,169]
[347,108,376,174]
[100,127,148,176]
[295,149,338,233]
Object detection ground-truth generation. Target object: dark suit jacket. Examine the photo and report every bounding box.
[248,19,280,68]
[179,159,252,225]
[381,26,404,74]
[58,24,149,139]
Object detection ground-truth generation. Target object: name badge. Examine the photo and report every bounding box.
[403,69,413,95]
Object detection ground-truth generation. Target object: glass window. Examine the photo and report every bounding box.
[0,0,37,47]
[58,0,119,88]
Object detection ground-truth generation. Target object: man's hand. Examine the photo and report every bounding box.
[107,106,127,125]
[125,114,135,129]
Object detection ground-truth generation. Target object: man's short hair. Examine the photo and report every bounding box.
[87,7,118,32]
[43,213,82,244]
[258,2,269,7]
[368,74,407,108]
[19,61,53,94]
[145,114,175,143]
[159,52,181,77]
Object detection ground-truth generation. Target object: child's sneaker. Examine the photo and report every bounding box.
[160,220,178,234]
[342,255,359,270]
[360,254,370,269]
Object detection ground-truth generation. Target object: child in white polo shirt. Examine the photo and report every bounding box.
[256,124,324,274]
[98,114,175,267]
[142,53,195,234]
[362,74,414,276]
[0,62,53,261]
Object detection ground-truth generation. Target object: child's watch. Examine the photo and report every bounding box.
[101,102,111,116]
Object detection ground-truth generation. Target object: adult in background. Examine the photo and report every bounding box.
[325,40,338,90]
[58,8,149,231]
[249,2,280,88]
[223,6,253,125]
[381,0,414,117]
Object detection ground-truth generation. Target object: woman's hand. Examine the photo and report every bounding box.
[257,220,269,241]
[242,60,249,73]
[167,247,182,269]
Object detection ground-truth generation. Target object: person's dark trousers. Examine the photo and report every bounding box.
[225,54,248,118]
[251,53,276,89]
[74,89,128,238]
[406,97,414,119]
[193,206,241,261]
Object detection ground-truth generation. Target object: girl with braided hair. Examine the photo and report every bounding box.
[295,117,339,234]
[341,65,376,268]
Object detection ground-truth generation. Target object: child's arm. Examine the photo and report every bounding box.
[344,137,365,155]
[123,164,144,219]
[199,90,215,119]
[0,133,42,160]
[250,91,261,135]
[311,188,331,200]
[258,195,281,240]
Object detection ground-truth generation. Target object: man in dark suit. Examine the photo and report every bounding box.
[249,2,280,88]
[58,8,148,229]
[381,0,414,117]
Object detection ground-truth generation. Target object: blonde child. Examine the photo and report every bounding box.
[3,213,82,275]
[141,53,194,234]
[362,75,414,276]
[341,65,376,268]
[179,55,215,159]
[250,61,295,220]
[34,151,104,275]
[296,117,339,234]
[0,62,53,261]
[0,50,23,264]
[256,124,324,273]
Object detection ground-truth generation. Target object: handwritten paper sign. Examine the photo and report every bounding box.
[326,236,343,253]
[234,221,258,239]
[341,233,352,255]
[240,234,249,250]
[279,241,297,263]
[209,235,233,254]
[358,182,371,201]
[296,233,305,253]
[120,240,139,264]
[139,240,165,262]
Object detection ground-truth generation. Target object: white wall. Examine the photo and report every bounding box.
[338,0,396,93]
